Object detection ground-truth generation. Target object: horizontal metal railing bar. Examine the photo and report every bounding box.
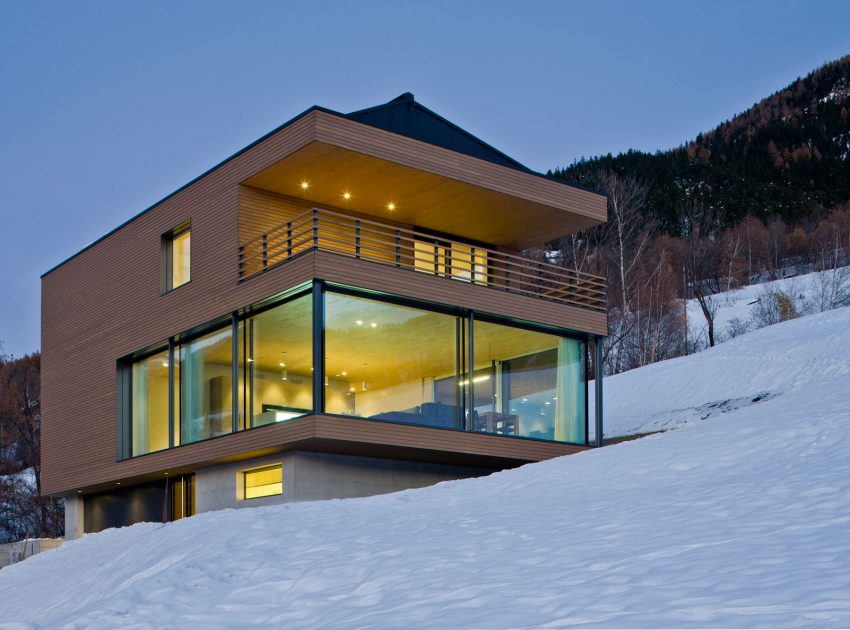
[238,207,607,311]
[248,206,607,285]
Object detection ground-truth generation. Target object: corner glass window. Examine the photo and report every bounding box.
[324,292,462,429]
[163,223,191,291]
[241,293,313,429]
[473,321,586,443]
[243,465,282,499]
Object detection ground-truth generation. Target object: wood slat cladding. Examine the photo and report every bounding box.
[67,415,587,495]
[42,107,605,498]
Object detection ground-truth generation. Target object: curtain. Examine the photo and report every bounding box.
[131,362,149,455]
[555,339,586,443]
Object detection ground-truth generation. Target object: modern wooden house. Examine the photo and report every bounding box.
[41,93,608,537]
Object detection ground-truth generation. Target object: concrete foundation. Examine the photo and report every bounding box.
[195,451,493,513]
[63,494,85,540]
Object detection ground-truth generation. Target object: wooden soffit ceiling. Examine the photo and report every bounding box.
[240,111,606,250]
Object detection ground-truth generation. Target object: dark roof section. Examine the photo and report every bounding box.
[347,93,531,172]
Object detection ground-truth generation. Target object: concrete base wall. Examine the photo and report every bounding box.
[64,494,85,540]
[195,451,493,513]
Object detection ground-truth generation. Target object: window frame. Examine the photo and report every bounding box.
[242,464,283,500]
[161,220,192,294]
[118,281,593,462]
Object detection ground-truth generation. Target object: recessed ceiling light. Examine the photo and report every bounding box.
[349,387,356,392]
[343,192,351,200]
[300,181,310,190]
[341,371,347,376]
[161,362,169,368]
[387,202,396,210]
[355,320,363,325]
[370,322,377,328]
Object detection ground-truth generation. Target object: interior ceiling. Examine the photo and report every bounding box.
[241,141,600,250]
[195,295,560,393]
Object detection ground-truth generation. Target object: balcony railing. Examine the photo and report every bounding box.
[238,207,607,312]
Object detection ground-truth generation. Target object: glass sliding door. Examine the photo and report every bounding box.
[472,320,586,444]
[178,326,234,444]
[243,293,312,428]
[324,292,461,429]
[131,349,170,456]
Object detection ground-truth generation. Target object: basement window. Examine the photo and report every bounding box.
[162,221,191,292]
[243,464,283,499]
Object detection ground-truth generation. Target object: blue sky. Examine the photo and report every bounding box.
[1,0,849,357]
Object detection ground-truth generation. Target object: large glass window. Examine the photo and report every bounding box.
[472,321,586,443]
[126,286,589,459]
[179,326,233,444]
[325,293,462,429]
[243,294,312,428]
[131,349,170,456]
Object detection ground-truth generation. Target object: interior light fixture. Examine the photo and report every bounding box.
[349,386,356,393]
[544,401,551,406]
[161,361,169,368]
[300,181,310,190]
[370,322,377,328]
[355,320,363,326]
[457,374,491,387]
[361,364,368,391]
[281,352,288,381]
[387,202,396,210]
[343,192,351,200]
[341,371,347,376]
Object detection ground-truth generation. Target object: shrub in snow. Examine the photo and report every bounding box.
[751,288,798,328]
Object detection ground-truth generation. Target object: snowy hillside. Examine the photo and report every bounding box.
[685,266,849,348]
[2,307,850,627]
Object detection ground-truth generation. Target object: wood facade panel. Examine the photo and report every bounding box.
[57,414,586,495]
[42,108,605,498]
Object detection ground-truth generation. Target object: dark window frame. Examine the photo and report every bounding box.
[242,464,283,500]
[161,220,191,294]
[118,282,594,461]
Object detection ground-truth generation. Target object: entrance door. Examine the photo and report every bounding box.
[170,474,196,520]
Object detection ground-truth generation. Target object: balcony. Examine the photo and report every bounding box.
[238,207,606,313]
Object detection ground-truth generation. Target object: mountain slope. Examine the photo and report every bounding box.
[556,55,850,231]
[1,308,850,627]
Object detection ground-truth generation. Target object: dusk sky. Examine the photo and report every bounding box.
[1,1,849,357]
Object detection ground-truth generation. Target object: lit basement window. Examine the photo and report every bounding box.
[243,464,283,499]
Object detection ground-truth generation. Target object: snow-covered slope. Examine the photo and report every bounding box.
[685,266,849,348]
[2,308,850,628]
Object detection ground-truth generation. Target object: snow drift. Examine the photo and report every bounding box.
[1,307,850,628]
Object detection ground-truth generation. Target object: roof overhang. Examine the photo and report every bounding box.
[242,110,606,250]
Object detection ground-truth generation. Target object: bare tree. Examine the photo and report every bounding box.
[679,200,724,347]
[0,353,63,541]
